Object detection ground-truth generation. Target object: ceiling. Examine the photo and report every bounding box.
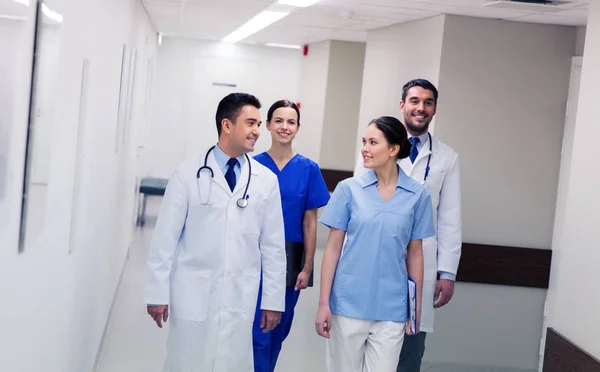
[142,0,589,46]
[0,0,30,20]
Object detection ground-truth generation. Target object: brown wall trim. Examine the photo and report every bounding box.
[320,169,553,289]
[543,328,600,371]
[321,169,353,192]
[457,243,552,289]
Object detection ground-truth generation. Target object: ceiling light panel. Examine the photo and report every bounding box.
[278,0,321,7]
[222,10,289,43]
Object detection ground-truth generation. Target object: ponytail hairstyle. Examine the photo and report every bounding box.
[369,116,411,160]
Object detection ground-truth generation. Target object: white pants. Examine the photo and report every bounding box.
[327,314,406,372]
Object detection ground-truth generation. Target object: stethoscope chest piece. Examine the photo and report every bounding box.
[197,145,252,208]
[237,198,249,208]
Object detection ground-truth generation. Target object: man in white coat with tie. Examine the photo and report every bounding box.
[354,79,462,371]
[145,92,287,372]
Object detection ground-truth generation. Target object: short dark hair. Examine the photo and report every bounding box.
[215,93,261,136]
[401,79,439,105]
[267,100,300,125]
[369,116,411,160]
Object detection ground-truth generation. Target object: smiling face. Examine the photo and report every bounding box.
[361,123,399,169]
[223,105,261,154]
[266,107,299,145]
[400,86,437,135]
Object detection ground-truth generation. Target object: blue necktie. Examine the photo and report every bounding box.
[409,137,420,163]
[225,158,238,191]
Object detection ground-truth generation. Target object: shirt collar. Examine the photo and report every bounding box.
[213,144,246,173]
[408,131,429,145]
[359,167,417,193]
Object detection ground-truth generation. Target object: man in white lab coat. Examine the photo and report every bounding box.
[354,79,462,371]
[145,93,287,372]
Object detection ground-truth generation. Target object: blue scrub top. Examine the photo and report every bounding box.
[254,153,330,243]
[319,168,435,322]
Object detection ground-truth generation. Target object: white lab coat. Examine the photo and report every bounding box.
[354,134,462,332]
[145,147,287,372]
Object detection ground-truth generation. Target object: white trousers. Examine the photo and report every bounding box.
[326,314,406,372]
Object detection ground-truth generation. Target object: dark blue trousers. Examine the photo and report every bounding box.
[252,284,301,372]
[397,332,427,371]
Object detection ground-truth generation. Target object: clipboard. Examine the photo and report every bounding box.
[285,241,313,288]
[408,276,417,334]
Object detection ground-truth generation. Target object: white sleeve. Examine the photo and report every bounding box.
[259,179,287,312]
[354,148,368,177]
[436,154,462,276]
[144,169,188,305]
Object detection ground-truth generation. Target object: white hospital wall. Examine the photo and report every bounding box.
[544,0,600,361]
[144,37,302,178]
[355,15,445,155]
[357,14,577,370]
[0,0,157,371]
[0,13,33,224]
[575,26,587,56]
[319,40,366,171]
[431,15,576,370]
[296,40,331,165]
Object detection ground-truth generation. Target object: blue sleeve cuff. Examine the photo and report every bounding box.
[439,271,456,281]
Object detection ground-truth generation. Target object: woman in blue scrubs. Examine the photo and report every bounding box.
[315,116,435,372]
[252,100,330,372]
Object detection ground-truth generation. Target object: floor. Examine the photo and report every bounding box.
[94,200,535,372]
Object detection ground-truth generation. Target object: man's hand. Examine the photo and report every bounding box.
[260,310,282,333]
[434,279,455,308]
[295,270,311,291]
[147,305,169,328]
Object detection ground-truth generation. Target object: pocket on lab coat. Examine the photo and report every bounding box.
[170,270,212,322]
[241,197,267,234]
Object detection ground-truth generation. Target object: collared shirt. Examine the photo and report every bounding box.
[213,144,246,181]
[407,132,430,153]
[319,167,435,322]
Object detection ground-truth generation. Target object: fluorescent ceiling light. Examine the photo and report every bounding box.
[41,3,63,23]
[277,0,320,7]
[12,0,30,6]
[222,11,289,44]
[266,43,301,49]
[0,14,28,20]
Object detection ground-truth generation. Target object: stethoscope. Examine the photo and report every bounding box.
[196,145,251,208]
[420,133,433,185]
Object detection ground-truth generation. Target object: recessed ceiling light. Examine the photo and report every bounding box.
[482,1,570,13]
[222,11,289,43]
[278,0,321,8]
[265,43,302,49]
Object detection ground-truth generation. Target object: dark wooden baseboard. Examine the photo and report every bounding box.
[319,169,553,289]
[457,243,552,288]
[543,328,600,371]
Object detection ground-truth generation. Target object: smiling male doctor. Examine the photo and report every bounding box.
[354,79,462,371]
[145,93,287,372]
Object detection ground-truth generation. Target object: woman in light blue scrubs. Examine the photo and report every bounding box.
[315,116,435,372]
[252,100,330,372]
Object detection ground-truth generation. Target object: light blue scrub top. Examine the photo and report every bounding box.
[319,167,435,322]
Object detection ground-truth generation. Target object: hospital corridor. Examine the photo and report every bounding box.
[93,200,330,372]
[2,0,600,372]
[93,200,537,372]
